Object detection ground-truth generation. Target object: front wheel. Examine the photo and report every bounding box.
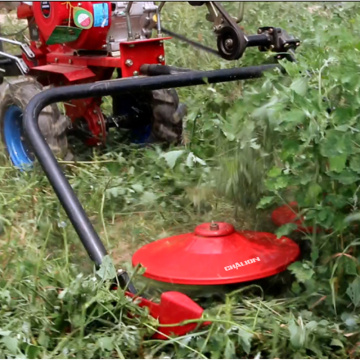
[0,79,70,169]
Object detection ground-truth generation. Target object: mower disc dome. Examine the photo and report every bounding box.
[132,222,300,285]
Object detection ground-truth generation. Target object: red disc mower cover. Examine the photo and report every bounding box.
[132,222,300,285]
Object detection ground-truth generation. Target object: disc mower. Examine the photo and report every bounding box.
[2,1,302,339]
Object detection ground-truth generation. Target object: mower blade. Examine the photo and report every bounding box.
[126,291,208,339]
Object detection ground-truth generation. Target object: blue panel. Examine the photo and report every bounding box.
[93,3,109,28]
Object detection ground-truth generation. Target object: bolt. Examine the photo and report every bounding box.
[129,44,135,48]
[133,71,139,76]
[296,42,300,47]
[258,28,262,34]
[55,57,58,63]
[125,59,133,67]
[68,59,72,64]
[268,27,274,34]
[210,222,219,231]
[225,38,233,48]
[269,45,275,50]
[284,43,289,48]
[93,109,97,114]
[158,55,165,62]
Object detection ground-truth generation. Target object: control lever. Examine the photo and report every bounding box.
[0,51,29,74]
[0,36,35,59]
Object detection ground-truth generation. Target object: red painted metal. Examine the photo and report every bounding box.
[46,52,121,69]
[18,3,172,142]
[132,222,300,285]
[32,2,111,50]
[17,3,33,19]
[271,202,302,227]
[120,38,170,77]
[271,202,316,233]
[125,291,207,339]
[32,64,96,82]
[65,99,106,145]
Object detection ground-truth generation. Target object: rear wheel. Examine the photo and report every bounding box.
[112,88,186,145]
[0,79,69,169]
[150,89,186,144]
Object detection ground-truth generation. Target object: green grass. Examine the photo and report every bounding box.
[0,2,360,358]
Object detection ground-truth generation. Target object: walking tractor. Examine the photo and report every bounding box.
[0,1,301,339]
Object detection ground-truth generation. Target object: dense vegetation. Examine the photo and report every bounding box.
[0,2,360,358]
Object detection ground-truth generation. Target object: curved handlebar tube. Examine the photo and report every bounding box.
[23,64,280,266]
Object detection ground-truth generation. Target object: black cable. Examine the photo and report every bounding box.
[161,27,220,57]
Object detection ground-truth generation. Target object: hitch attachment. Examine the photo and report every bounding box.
[115,270,207,339]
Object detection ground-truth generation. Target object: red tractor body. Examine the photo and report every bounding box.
[17,1,169,145]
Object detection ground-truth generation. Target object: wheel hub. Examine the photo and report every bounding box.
[3,105,34,169]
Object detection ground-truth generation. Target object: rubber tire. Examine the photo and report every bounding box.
[150,89,186,145]
[0,79,69,165]
[112,88,186,145]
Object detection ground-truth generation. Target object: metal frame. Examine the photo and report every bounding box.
[23,64,280,267]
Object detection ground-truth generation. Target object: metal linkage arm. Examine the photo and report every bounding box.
[23,64,280,267]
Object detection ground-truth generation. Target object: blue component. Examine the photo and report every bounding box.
[93,3,109,28]
[3,105,33,170]
[131,124,152,144]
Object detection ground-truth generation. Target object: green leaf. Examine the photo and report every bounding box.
[290,78,308,96]
[1,336,18,354]
[320,130,355,157]
[98,336,114,351]
[332,169,359,185]
[329,155,347,173]
[131,184,144,193]
[304,183,322,205]
[256,196,275,209]
[288,319,305,349]
[346,276,360,307]
[140,191,157,204]
[342,256,358,276]
[224,339,236,358]
[330,339,344,348]
[96,255,117,281]
[275,223,298,238]
[268,166,282,177]
[38,331,49,348]
[26,345,41,359]
[278,109,306,130]
[161,150,185,169]
[350,155,360,173]
[341,312,358,328]
[345,212,360,223]
[186,152,206,167]
[0,330,11,337]
[238,328,252,354]
[288,261,315,283]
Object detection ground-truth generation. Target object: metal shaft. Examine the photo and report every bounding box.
[23,64,280,266]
